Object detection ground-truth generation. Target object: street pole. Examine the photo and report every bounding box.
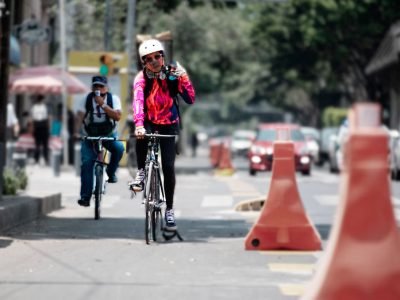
[0,0,11,199]
[59,0,69,168]
[125,0,137,102]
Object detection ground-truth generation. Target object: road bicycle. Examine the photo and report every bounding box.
[130,133,178,244]
[83,136,122,220]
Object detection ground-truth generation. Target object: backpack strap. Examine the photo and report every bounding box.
[106,92,115,126]
[84,92,94,124]
[166,77,182,129]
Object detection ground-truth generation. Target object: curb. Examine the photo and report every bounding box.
[0,193,62,233]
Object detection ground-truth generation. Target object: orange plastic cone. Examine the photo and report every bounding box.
[302,103,400,300]
[209,138,222,168]
[245,141,322,250]
[215,138,234,175]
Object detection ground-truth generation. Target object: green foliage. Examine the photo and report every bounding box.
[2,168,28,195]
[16,168,28,190]
[251,0,400,112]
[322,107,348,127]
[56,0,400,128]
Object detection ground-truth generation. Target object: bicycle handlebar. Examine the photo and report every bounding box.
[82,136,120,141]
[130,133,177,138]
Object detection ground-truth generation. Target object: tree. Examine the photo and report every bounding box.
[250,0,400,125]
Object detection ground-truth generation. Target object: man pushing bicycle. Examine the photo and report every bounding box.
[74,75,125,207]
[130,39,196,231]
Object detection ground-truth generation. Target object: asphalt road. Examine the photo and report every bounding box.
[1,155,399,300]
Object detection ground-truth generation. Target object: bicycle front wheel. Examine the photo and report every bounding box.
[144,162,154,244]
[151,169,160,241]
[94,164,103,220]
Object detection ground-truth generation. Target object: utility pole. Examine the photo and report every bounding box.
[0,0,11,199]
[59,0,69,167]
[125,0,137,102]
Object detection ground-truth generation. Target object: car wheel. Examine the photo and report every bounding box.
[302,169,311,176]
[249,169,257,176]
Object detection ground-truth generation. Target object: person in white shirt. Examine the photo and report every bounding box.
[6,103,19,141]
[30,95,50,164]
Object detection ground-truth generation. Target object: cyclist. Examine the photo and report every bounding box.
[130,39,195,230]
[74,75,125,207]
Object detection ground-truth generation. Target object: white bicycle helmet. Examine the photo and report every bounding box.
[138,39,164,60]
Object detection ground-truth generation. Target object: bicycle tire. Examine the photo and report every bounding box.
[94,164,103,220]
[144,162,154,244]
[151,168,159,241]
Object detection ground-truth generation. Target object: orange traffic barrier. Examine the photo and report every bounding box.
[215,138,235,175]
[245,140,322,250]
[302,103,400,300]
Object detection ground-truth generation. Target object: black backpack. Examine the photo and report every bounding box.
[83,92,116,136]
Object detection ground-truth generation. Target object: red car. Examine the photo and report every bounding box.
[248,123,312,176]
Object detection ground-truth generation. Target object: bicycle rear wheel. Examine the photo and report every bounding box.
[94,164,103,220]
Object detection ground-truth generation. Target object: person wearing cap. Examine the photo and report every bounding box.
[130,39,195,231]
[74,75,125,207]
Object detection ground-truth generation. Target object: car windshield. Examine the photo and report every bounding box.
[257,128,305,142]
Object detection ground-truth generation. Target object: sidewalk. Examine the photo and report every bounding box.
[0,147,213,233]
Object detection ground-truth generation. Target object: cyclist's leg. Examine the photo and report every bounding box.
[80,140,97,200]
[135,138,147,170]
[159,123,179,210]
[129,136,147,191]
[103,139,124,181]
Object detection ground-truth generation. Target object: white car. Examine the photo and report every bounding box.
[231,130,256,157]
[300,127,320,164]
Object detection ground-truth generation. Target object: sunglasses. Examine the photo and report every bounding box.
[144,54,163,63]
[93,84,105,89]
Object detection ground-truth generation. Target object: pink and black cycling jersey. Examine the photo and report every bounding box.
[132,71,195,127]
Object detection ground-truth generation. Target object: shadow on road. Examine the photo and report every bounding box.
[0,238,13,248]
[3,216,251,243]
[3,214,333,246]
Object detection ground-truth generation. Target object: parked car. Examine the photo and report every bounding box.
[248,123,312,176]
[230,129,256,157]
[300,127,321,164]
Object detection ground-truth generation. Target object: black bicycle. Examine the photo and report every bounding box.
[83,136,121,220]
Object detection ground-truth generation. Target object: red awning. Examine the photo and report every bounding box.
[8,65,89,95]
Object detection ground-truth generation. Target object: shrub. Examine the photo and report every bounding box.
[2,168,28,195]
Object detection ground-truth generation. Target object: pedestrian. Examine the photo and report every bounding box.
[31,95,50,165]
[130,39,196,231]
[6,102,19,141]
[74,75,125,207]
[190,131,199,157]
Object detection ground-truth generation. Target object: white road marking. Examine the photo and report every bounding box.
[101,195,120,208]
[202,195,233,207]
[268,263,315,276]
[314,195,338,206]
